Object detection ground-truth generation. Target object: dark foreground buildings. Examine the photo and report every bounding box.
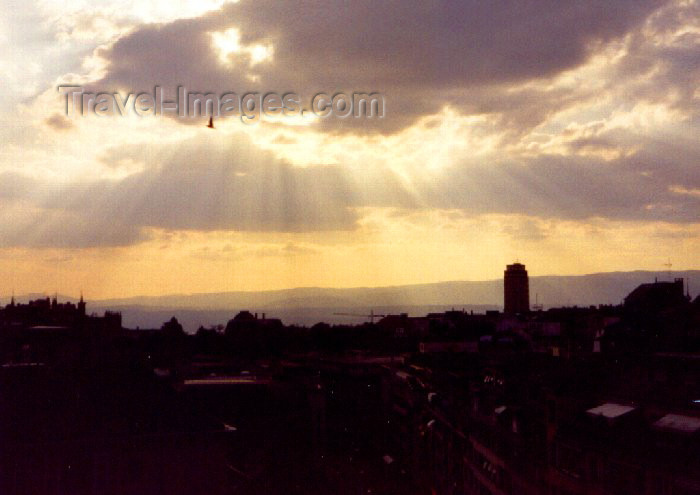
[0,275,699,495]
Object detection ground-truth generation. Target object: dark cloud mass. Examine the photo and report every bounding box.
[90,0,669,133]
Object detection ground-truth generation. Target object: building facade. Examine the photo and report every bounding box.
[504,263,530,315]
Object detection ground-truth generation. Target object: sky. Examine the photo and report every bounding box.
[0,0,698,298]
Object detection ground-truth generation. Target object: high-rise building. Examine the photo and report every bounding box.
[504,263,529,314]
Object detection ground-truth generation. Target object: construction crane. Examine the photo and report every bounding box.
[333,309,386,324]
[532,293,543,312]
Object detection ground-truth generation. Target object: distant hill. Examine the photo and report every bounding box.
[78,270,699,331]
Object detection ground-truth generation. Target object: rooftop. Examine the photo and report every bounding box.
[586,403,636,419]
[653,414,700,434]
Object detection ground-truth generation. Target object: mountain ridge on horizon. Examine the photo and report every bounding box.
[98,269,699,304]
[5,269,699,308]
[4,270,698,330]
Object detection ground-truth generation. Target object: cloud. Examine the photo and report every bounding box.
[0,172,39,202]
[0,206,147,248]
[86,0,670,133]
[501,218,550,242]
[44,113,74,131]
[613,0,700,115]
[420,149,700,223]
[0,132,359,247]
[76,136,359,233]
[251,242,320,258]
[1,107,699,250]
[4,0,699,252]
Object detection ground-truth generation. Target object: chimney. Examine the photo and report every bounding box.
[255,312,258,319]
[262,313,266,320]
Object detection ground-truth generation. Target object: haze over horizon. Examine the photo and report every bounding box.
[92,269,700,329]
[1,0,698,298]
[5,268,699,302]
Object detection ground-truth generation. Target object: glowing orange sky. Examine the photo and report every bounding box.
[0,0,698,298]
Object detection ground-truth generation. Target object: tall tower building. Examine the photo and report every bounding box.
[78,292,86,317]
[504,263,529,314]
